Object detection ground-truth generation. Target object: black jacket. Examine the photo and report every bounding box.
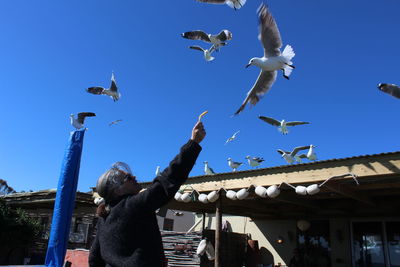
[89,140,202,267]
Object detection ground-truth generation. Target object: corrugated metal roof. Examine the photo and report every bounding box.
[140,151,400,186]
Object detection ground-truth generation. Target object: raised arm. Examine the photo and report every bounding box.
[126,122,206,212]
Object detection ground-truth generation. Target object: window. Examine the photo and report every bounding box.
[352,221,400,267]
[297,220,331,267]
[69,217,89,243]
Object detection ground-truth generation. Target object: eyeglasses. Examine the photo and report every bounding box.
[123,174,136,183]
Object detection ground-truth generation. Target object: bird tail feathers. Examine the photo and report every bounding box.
[282,45,295,61]
[226,0,246,9]
[283,66,293,77]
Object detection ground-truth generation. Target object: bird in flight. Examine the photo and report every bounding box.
[189,45,221,61]
[109,119,123,126]
[225,131,240,145]
[235,4,295,115]
[277,146,310,164]
[182,30,232,52]
[195,0,246,10]
[259,116,309,135]
[378,83,400,99]
[87,72,121,102]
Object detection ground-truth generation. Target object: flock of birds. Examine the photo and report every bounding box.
[70,0,399,178]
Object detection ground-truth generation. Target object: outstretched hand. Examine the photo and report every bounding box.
[191,121,206,144]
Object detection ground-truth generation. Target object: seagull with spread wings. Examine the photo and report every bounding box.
[225,130,240,145]
[182,30,232,51]
[195,0,246,10]
[378,83,400,99]
[189,45,221,61]
[259,116,309,135]
[235,4,295,115]
[109,119,123,126]
[70,112,96,130]
[87,72,121,102]
[277,146,310,164]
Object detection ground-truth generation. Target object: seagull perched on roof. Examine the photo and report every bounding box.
[225,130,240,145]
[259,116,309,135]
[246,156,265,168]
[204,161,216,175]
[155,166,161,176]
[227,158,243,172]
[378,83,400,99]
[298,145,317,161]
[87,72,120,102]
[189,45,221,61]
[195,0,246,10]
[70,112,96,130]
[109,119,122,126]
[182,30,232,52]
[277,146,310,164]
[235,4,295,115]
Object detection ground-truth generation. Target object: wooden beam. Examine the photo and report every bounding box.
[323,182,376,207]
[178,154,400,192]
[215,197,222,267]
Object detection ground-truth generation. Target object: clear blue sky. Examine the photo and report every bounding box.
[1,0,399,192]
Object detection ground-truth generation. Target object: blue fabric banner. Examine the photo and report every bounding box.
[45,129,86,267]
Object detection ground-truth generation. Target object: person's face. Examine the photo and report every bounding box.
[118,173,142,196]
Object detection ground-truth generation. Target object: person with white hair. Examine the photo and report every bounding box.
[89,121,206,267]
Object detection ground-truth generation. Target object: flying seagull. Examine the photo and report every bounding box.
[182,30,232,51]
[87,72,121,102]
[109,119,123,126]
[195,0,246,10]
[227,158,243,172]
[204,161,216,175]
[235,4,295,115]
[378,83,400,99]
[70,112,96,129]
[225,130,240,145]
[246,156,265,167]
[189,45,221,61]
[277,146,310,164]
[259,116,309,135]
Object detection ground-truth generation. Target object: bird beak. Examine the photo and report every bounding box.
[245,63,251,68]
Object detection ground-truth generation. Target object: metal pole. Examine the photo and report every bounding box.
[215,197,222,267]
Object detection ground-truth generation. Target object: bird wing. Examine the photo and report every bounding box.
[109,73,118,93]
[291,146,311,156]
[277,149,285,155]
[232,130,240,137]
[254,157,264,162]
[234,71,277,115]
[216,30,232,41]
[196,0,226,4]
[285,121,310,126]
[189,45,205,52]
[77,112,96,124]
[258,3,282,57]
[258,116,281,126]
[378,83,400,99]
[87,87,105,95]
[209,167,215,174]
[298,154,308,158]
[182,30,211,42]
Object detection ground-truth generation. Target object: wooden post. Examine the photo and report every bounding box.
[202,212,206,231]
[215,197,222,267]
